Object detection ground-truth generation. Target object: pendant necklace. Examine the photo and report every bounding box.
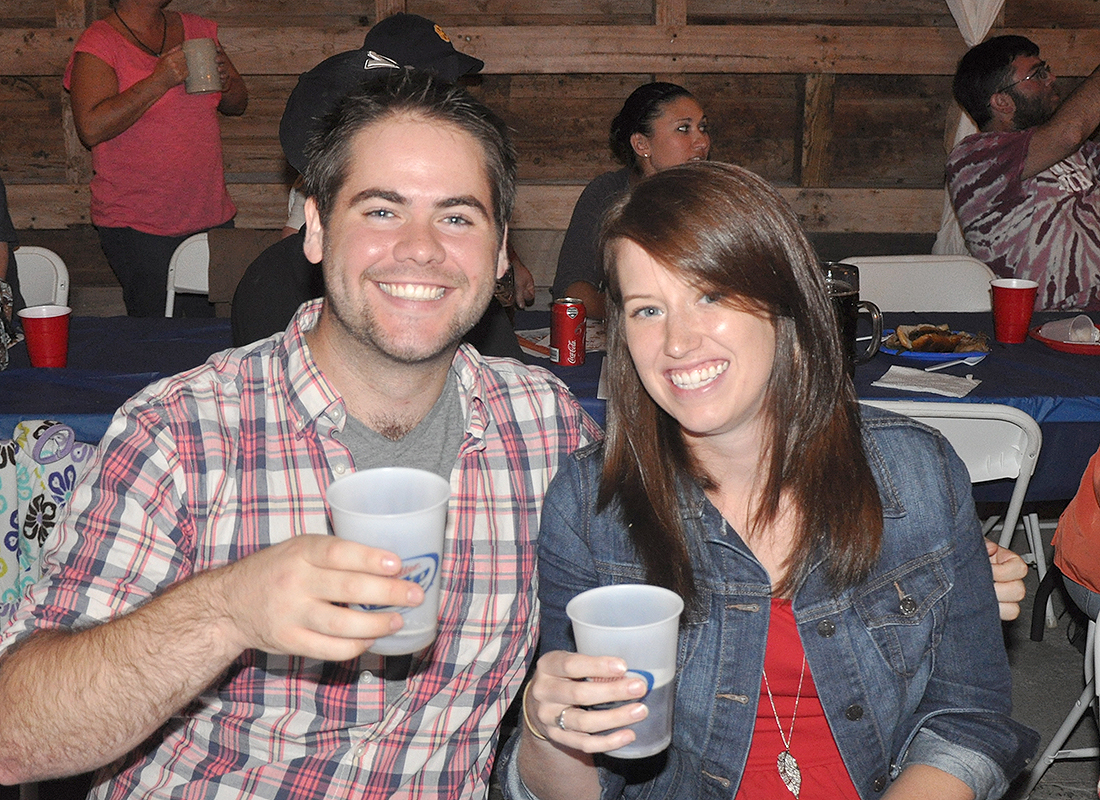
[114,8,167,57]
[762,654,807,798]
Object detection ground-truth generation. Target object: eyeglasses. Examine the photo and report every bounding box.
[997,61,1052,93]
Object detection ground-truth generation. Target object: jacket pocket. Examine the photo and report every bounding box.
[853,551,950,677]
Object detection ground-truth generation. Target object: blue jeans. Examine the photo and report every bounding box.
[1063,573,1100,620]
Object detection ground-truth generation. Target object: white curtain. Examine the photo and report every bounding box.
[932,0,1006,254]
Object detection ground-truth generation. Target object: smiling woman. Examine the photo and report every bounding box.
[501,162,1039,800]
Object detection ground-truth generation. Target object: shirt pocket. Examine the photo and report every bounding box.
[852,552,950,678]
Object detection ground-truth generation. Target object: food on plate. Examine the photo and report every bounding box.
[885,323,990,354]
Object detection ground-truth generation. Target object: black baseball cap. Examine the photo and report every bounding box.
[280,13,484,173]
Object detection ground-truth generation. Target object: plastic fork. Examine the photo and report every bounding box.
[924,354,987,372]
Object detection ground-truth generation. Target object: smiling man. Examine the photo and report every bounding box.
[0,70,599,798]
[947,35,1100,310]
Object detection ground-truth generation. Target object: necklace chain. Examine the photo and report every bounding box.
[114,8,167,57]
[763,654,806,798]
[763,654,806,751]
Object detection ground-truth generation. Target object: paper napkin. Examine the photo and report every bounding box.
[871,365,981,398]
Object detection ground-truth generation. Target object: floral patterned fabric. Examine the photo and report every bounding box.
[0,420,97,629]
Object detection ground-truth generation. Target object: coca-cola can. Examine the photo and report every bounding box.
[550,298,586,366]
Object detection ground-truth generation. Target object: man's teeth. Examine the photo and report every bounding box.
[671,362,728,389]
[379,282,445,300]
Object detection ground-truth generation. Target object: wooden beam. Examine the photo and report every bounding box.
[8,182,943,234]
[374,0,406,23]
[5,26,1099,78]
[779,187,942,233]
[655,0,687,28]
[800,73,835,187]
[54,0,89,30]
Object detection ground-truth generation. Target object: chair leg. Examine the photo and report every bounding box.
[1020,680,1100,797]
[1021,619,1100,797]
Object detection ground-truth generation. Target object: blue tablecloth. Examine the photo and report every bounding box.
[0,316,233,443]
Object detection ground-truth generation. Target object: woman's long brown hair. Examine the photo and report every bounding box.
[597,162,883,601]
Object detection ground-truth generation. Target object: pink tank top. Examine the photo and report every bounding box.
[63,14,236,236]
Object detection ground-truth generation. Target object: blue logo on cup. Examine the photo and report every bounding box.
[399,553,440,594]
[359,553,440,613]
[626,669,655,699]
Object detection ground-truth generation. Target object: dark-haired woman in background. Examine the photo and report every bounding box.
[550,82,709,319]
[504,162,1036,800]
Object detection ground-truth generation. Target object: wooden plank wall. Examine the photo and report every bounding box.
[1,0,1095,287]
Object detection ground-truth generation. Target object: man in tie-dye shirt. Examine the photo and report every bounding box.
[947,35,1100,311]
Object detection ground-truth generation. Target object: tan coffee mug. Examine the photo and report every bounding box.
[182,38,220,94]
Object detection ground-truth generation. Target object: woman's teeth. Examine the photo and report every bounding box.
[670,362,728,389]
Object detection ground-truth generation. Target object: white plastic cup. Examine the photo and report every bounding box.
[1038,314,1100,343]
[182,38,221,94]
[566,584,684,758]
[327,467,450,655]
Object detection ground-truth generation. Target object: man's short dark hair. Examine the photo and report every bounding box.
[953,35,1040,128]
[302,69,517,243]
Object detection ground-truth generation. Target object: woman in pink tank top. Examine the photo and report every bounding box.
[63,0,247,316]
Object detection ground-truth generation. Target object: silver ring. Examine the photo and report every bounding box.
[556,707,569,731]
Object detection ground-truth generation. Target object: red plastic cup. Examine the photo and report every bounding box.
[17,305,72,367]
[990,279,1038,344]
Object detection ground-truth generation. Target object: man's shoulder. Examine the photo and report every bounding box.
[120,336,283,419]
[452,347,594,429]
[456,348,572,402]
[949,129,1033,167]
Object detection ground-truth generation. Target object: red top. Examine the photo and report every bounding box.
[1054,447,1100,594]
[735,599,861,799]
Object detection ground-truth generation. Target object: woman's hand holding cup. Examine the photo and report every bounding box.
[524,651,649,753]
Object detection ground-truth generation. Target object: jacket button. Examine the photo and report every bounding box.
[872,775,888,792]
[816,619,836,637]
[845,704,863,721]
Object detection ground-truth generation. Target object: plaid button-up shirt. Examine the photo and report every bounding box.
[2,300,600,799]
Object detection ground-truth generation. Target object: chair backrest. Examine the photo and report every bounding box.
[861,400,1042,545]
[14,246,69,307]
[165,232,210,316]
[0,420,98,629]
[839,254,996,312]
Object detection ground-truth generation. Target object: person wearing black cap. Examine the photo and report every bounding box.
[232,13,532,352]
[279,13,484,177]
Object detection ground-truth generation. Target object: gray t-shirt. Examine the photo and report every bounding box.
[335,371,464,480]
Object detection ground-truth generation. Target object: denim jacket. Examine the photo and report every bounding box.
[500,405,1038,800]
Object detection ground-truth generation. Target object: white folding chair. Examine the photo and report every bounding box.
[165,233,210,317]
[861,400,1052,625]
[840,254,996,312]
[14,246,69,307]
[1020,593,1100,796]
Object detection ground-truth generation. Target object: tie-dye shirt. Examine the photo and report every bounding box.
[946,128,1100,311]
